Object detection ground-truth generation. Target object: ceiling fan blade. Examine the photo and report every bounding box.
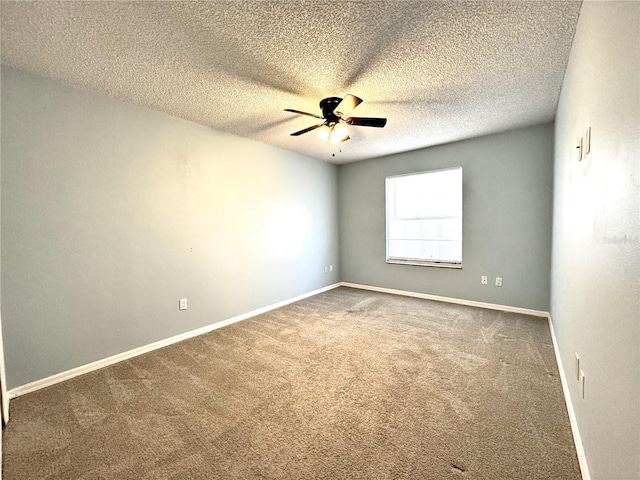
[346,117,387,128]
[290,123,324,136]
[334,94,363,118]
[284,109,324,120]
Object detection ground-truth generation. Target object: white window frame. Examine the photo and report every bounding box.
[385,167,463,268]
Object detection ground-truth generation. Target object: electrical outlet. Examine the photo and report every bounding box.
[324,266,329,274]
[481,276,488,285]
[575,353,580,380]
[179,298,187,311]
[495,277,503,287]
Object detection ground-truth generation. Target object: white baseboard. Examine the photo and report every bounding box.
[8,283,341,399]
[340,282,549,317]
[547,314,591,480]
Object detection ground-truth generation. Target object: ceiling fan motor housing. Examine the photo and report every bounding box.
[320,97,343,123]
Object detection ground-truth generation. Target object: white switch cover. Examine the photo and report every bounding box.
[584,127,591,155]
[495,277,503,287]
[577,137,583,161]
[179,298,187,311]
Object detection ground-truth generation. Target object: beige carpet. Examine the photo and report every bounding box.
[2,287,581,479]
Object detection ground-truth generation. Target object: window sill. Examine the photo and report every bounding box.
[386,258,462,269]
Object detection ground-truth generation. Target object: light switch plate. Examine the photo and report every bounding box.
[577,137,583,161]
[584,127,591,155]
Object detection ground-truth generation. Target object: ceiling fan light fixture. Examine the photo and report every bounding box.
[316,124,331,141]
[329,123,349,143]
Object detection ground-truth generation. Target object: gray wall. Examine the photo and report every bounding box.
[339,124,554,311]
[551,2,640,478]
[1,67,339,389]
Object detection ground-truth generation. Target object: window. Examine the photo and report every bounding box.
[386,167,462,268]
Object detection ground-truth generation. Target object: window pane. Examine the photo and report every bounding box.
[392,168,462,220]
[388,239,462,262]
[388,218,462,242]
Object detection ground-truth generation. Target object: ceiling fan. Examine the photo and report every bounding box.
[284,94,387,143]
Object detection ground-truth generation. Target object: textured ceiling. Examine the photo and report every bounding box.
[0,1,581,164]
